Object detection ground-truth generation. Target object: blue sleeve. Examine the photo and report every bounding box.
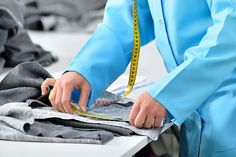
[148,0,236,125]
[66,0,155,108]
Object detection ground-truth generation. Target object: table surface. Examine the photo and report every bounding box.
[0,31,167,157]
[0,136,151,157]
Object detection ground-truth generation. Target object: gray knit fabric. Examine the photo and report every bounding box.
[88,104,132,122]
[0,62,52,106]
[34,107,162,140]
[0,102,113,144]
[0,0,57,73]
[0,62,169,143]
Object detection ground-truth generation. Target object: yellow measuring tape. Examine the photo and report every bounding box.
[71,104,113,121]
[71,0,140,118]
[123,0,141,96]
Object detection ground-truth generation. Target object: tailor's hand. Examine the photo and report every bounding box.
[41,71,91,114]
[129,92,167,128]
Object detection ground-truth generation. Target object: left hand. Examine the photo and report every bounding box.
[129,92,167,128]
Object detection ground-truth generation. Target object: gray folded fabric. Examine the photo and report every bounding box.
[0,0,24,33]
[0,102,113,144]
[0,62,163,142]
[0,0,58,74]
[0,62,52,106]
[2,31,58,67]
[0,121,105,144]
[34,107,161,140]
[39,118,134,136]
[88,104,132,122]
[0,0,23,71]
[0,103,34,132]
[29,121,113,143]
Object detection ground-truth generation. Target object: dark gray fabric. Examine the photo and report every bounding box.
[0,102,114,144]
[0,121,105,144]
[0,0,23,71]
[0,0,24,35]
[0,0,58,73]
[29,121,113,143]
[0,62,163,141]
[2,31,58,67]
[40,118,134,136]
[20,0,107,32]
[0,62,52,106]
[34,106,162,140]
[0,62,116,143]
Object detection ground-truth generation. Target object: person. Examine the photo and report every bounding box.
[41,0,236,156]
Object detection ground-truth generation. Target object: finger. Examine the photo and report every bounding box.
[41,78,56,95]
[78,86,91,111]
[54,85,66,112]
[49,87,58,110]
[143,114,155,129]
[134,109,148,128]
[61,86,73,114]
[154,116,163,128]
[129,102,140,125]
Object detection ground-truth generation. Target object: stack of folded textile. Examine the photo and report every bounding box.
[0,62,165,144]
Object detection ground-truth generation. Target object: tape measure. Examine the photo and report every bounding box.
[71,0,140,118]
[71,104,113,121]
[123,0,141,96]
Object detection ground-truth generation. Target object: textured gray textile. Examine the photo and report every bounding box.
[0,103,34,132]
[20,0,107,32]
[0,102,113,144]
[39,118,134,136]
[29,121,113,142]
[89,104,132,122]
[0,0,24,33]
[34,107,162,140]
[0,0,57,73]
[0,62,164,141]
[2,31,58,67]
[0,121,104,144]
[0,62,52,106]
[0,0,23,71]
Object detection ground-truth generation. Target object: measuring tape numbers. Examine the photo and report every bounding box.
[123,0,141,96]
[71,0,140,118]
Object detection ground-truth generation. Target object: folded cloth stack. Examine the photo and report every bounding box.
[0,62,164,144]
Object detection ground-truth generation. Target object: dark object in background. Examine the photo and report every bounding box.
[20,0,107,32]
[2,31,58,67]
[0,0,58,74]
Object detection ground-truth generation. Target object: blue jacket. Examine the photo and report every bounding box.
[67,0,236,156]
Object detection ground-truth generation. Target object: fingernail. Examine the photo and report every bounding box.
[81,107,87,112]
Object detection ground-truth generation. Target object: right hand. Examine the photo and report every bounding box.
[41,71,91,114]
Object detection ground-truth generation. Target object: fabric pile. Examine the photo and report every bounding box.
[0,0,58,74]
[0,62,166,144]
[19,0,107,33]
